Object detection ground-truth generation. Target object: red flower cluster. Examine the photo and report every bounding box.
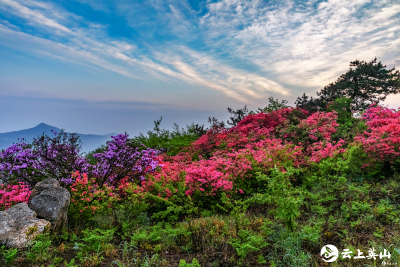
[301,111,339,141]
[355,105,400,164]
[69,171,118,218]
[0,182,31,210]
[193,108,307,155]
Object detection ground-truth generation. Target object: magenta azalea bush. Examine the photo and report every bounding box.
[0,182,31,210]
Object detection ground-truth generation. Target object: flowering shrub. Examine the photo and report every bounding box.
[91,134,162,186]
[354,105,400,166]
[0,182,31,210]
[68,171,118,221]
[139,136,304,202]
[0,131,89,187]
[301,111,339,141]
[184,160,233,197]
[307,139,346,163]
[278,111,339,151]
[192,108,307,157]
[0,133,163,189]
[5,102,400,221]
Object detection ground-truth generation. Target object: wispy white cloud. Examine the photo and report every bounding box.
[0,24,142,79]
[1,0,291,105]
[154,47,290,100]
[0,0,73,33]
[0,0,399,107]
[200,0,400,96]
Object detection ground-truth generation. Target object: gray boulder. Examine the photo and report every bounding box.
[28,178,60,202]
[0,203,50,248]
[29,186,70,231]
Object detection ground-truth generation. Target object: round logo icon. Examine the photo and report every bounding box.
[321,244,339,262]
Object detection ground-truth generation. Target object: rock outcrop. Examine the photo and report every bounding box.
[28,178,70,231]
[28,178,60,202]
[0,203,50,248]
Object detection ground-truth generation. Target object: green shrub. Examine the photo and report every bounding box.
[1,246,18,266]
[179,258,201,267]
[229,229,268,260]
[133,118,203,156]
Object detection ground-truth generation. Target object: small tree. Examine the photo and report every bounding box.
[295,93,327,113]
[318,58,400,111]
[226,105,249,127]
[132,117,205,156]
[296,58,400,112]
[208,117,226,129]
[256,97,289,113]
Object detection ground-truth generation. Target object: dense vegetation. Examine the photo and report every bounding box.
[1,58,400,266]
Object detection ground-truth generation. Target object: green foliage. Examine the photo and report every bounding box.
[72,228,116,266]
[319,58,400,111]
[229,229,268,260]
[132,117,204,155]
[179,258,201,267]
[327,97,353,123]
[26,234,52,263]
[253,97,289,114]
[130,222,191,251]
[64,259,78,267]
[267,225,312,266]
[257,167,303,231]
[131,253,168,267]
[328,97,367,143]
[1,246,18,266]
[144,177,198,222]
[81,227,116,252]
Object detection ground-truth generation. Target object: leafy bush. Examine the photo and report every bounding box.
[26,235,52,263]
[1,246,18,266]
[229,229,268,260]
[133,117,205,156]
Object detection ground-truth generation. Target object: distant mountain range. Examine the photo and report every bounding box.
[0,123,117,153]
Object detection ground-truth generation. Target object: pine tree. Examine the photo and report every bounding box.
[317,58,400,111]
[294,93,326,113]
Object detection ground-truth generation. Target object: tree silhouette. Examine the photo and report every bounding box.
[296,58,400,112]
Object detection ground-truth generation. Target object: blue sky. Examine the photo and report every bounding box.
[1,0,399,135]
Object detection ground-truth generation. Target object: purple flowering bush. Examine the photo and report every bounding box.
[0,130,89,187]
[0,131,162,188]
[91,134,162,187]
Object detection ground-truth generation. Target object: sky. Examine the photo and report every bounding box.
[0,0,400,135]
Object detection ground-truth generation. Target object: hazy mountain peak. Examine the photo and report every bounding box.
[0,123,116,153]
